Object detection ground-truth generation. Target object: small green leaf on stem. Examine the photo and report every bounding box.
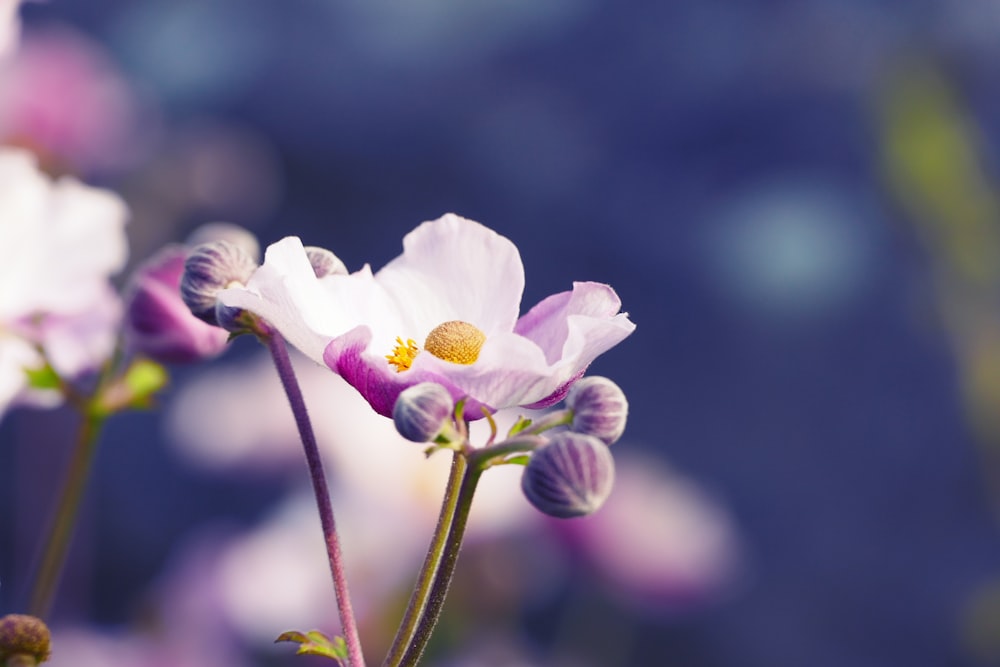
[276,630,348,662]
[507,416,533,437]
[92,358,169,415]
[123,358,169,399]
[24,363,61,390]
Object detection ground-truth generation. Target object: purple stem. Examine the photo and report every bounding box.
[265,333,366,667]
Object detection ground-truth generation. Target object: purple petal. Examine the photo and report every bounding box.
[125,247,228,364]
[323,326,493,419]
[515,282,631,364]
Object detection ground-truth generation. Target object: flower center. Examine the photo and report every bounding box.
[386,337,419,372]
[385,320,486,372]
[425,320,486,364]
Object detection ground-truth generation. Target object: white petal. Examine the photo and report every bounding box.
[375,214,525,338]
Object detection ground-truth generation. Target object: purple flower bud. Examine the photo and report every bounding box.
[180,241,258,326]
[304,246,347,278]
[393,382,455,442]
[0,614,51,664]
[185,222,261,263]
[565,376,628,445]
[521,432,615,518]
[124,245,229,364]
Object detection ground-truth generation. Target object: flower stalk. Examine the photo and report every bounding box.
[27,411,105,618]
[382,433,543,667]
[382,453,467,666]
[264,333,366,667]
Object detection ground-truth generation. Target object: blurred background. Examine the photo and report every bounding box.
[3,0,1000,665]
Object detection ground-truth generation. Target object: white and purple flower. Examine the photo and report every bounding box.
[218,214,635,418]
[0,148,128,418]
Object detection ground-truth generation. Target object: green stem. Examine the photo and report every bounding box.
[27,412,105,618]
[382,453,467,666]
[395,462,482,667]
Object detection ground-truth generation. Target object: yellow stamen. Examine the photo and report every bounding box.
[386,337,419,372]
[424,320,486,365]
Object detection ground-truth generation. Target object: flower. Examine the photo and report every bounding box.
[166,348,540,631]
[218,214,635,418]
[124,246,230,364]
[0,26,147,172]
[0,148,128,418]
[0,1,22,60]
[125,223,259,363]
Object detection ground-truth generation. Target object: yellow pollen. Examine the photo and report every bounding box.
[424,320,486,365]
[386,337,419,372]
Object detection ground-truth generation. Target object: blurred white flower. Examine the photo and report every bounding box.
[558,453,742,612]
[168,347,540,643]
[0,148,128,418]
[0,0,22,59]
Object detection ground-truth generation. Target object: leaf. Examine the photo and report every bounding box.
[24,364,61,390]
[275,629,348,662]
[507,416,533,437]
[503,455,531,466]
[123,359,169,400]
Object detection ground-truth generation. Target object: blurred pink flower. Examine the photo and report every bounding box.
[219,214,635,418]
[124,224,258,364]
[0,148,128,418]
[558,453,742,612]
[124,245,229,364]
[0,26,150,171]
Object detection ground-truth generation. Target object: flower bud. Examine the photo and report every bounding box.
[521,432,615,518]
[393,382,455,442]
[565,376,628,445]
[124,245,229,363]
[304,246,347,278]
[180,240,258,326]
[186,222,261,263]
[0,614,51,664]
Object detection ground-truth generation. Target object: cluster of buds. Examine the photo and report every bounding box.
[0,614,50,666]
[392,376,628,518]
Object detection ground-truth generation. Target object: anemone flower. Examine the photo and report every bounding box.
[219,214,634,417]
[0,148,128,418]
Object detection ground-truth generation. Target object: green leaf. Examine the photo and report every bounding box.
[24,364,61,390]
[275,629,348,662]
[507,416,533,437]
[503,455,531,466]
[123,359,169,399]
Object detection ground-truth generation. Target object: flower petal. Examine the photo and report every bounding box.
[375,214,524,338]
[515,282,631,364]
[218,237,359,363]
[323,326,493,419]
